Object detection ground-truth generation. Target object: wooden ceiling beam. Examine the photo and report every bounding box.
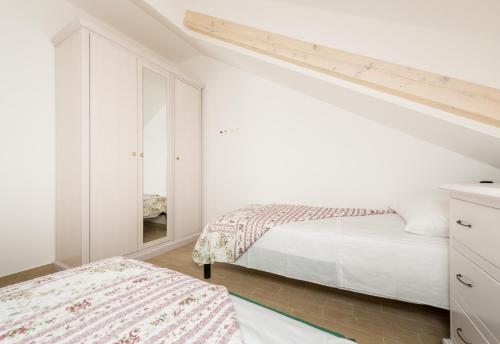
[184,10,500,128]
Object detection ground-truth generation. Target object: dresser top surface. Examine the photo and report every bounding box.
[439,183,500,200]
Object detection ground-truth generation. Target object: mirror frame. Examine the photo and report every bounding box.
[137,60,175,250]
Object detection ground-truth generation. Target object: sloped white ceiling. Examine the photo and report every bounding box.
[179,0,500,89]
[263,0,500,38]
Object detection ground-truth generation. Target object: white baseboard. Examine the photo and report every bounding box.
[53,234,198,271]
[442,338,451,344]
[125,234,199,261]
[53,260,72,271]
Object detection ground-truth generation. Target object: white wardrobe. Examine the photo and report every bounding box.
[53,18,202,269]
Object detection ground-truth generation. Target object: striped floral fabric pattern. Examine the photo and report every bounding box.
[143,194,167,218]
[193,204,394,264]
[0,257,243,344]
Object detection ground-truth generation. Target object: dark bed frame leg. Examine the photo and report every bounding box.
[203,264,211,279]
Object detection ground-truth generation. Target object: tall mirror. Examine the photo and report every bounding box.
[142,67,168,244]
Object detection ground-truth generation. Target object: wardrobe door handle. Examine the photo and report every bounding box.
[456,220,472,228]
[456,274,473,288]
[456,328,471,344]
[132,152,137,157]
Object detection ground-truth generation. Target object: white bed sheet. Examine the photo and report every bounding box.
[234,214,449,309]
[232,295,353,344]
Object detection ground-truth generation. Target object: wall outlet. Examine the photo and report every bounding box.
[218,128,239,135]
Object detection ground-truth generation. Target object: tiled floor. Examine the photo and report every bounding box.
[143,219,167,243]
[0,263,56,288]
[147,242,450,344]
[0,242,450,344]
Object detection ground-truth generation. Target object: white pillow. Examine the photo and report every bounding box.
[391,194,449,237]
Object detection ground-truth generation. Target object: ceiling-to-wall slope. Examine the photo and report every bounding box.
[184,10,500,128]
[182,0,500,89]
[191,39,500,169]
[179,55,500,223]
[137,0,500,169]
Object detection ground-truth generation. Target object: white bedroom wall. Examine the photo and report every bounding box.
[180,56,500,225]
[0,0,84,277]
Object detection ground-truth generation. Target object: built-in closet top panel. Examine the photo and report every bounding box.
[52,17,203,90]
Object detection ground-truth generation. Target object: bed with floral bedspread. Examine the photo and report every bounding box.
[0,257,243,344]
[143,194,167,218]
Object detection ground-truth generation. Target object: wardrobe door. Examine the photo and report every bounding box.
[174,78,202,240]
[89,34,138,261]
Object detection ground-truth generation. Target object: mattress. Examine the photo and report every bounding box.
[234,213,449,309]
[232,294,352,344]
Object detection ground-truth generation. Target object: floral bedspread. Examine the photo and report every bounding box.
[193,204,394,264]
[144,194,167,218]
[0,257,243,344]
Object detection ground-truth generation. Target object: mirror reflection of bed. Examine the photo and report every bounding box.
[143,194,167,243]
[142,67,168,244]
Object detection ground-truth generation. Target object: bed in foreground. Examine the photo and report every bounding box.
[0,257,352,344]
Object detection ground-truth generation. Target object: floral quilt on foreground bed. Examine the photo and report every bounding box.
[193,204,394,264]
[0,257,243,344]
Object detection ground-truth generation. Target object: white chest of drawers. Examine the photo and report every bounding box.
[441,183,500,344]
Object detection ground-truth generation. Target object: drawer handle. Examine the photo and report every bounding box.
[456,327,471,344]
[456,220,472,228]
[456,274,473,288]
